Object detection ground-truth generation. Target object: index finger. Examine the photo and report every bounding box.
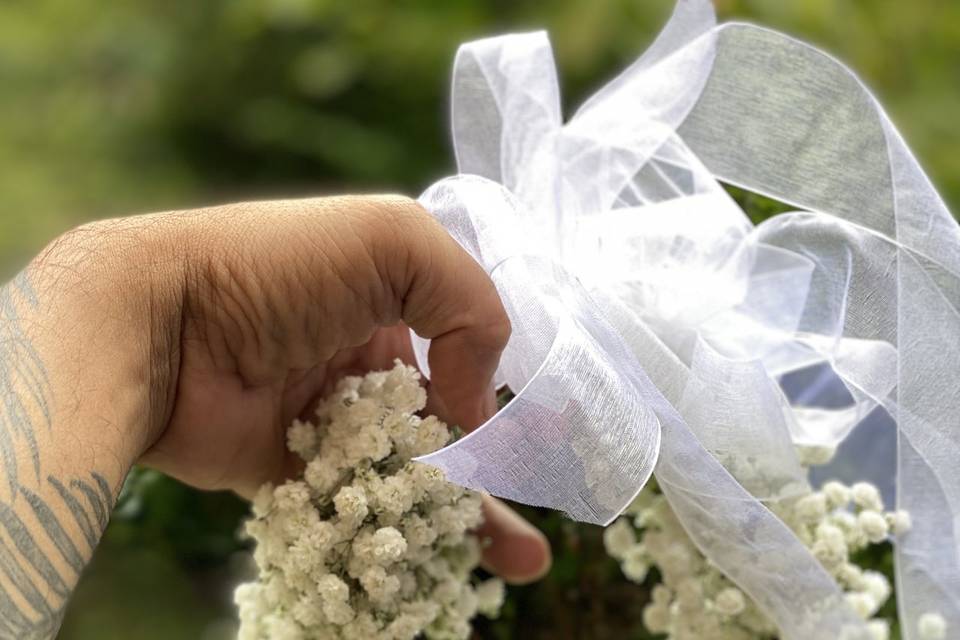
[371,197,510,430]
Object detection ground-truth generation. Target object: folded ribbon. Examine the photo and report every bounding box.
[411,1,960,638]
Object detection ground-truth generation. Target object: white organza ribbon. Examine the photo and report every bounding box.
[410,1,960,638]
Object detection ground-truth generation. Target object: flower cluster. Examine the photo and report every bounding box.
[605,453,918,640]
[235,361,503,640]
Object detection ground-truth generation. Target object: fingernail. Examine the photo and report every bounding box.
[480,497,553,583]
[487,495,537,535]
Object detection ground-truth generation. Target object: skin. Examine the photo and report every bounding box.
[0,195,551,639]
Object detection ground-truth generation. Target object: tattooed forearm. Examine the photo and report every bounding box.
[0,274,116,639]
[0,473,114,638]
[0,272,51,495]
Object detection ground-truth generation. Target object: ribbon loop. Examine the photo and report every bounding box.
[412,2,960,637]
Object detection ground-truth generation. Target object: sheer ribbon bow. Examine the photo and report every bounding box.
[411,1,960,637]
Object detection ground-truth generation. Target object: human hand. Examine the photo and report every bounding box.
[24,195,549,587]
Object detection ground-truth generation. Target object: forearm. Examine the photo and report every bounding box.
[0,193,517,637]
[0,224,178,638]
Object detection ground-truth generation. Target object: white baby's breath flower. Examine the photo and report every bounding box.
[851,482,884,512]
[303,456,342,494]
[837,563,865,590]
[917,612,947,640]
[359,565,401,605]
[886,510,912,536]
[812,522,848,569]
[642,602,670,634]
[713,587,746,616]
[822,481,852,510]
[286,419,317,459]
[371,526,408,563]
[334,485,369,524]
[475,579,506,618]
[251,483,274,519]
[795,492,828,523]
[651,583,672,605]
[674,577,704,613]
[403,512,439,547]
[342,611,381,639]
[659,541,699,582]
[797,444,836,466]
[291,591,324,627]
[860,571,891,609]
[410,416,452,458]
[846,591,879,619]
[866,619,890,640]
[235,362,501,639]
[273,481,311,512]
[621,545,649,583]
[317,574,354,625]
[857,510,889,544]
[609,457,908,640]
[265,615,303,640]
[830,510,868,550]
[371,474,416,520]
[603,518,636,559]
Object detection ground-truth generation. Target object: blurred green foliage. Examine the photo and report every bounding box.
[2,0,958,275]
[0,0,956,638]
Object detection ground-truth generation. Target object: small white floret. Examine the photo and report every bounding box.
[713,587,746,616]
[603,518,636,560]
[918,612,947,640]
[886,510,912,536]
[851,482,884,512]
[822,481,852,509]
[857,510,889,544]
[794,492,828,523]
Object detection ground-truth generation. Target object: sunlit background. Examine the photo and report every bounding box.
[0,1,956,638]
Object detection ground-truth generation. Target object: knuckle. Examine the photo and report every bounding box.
[364,194,434,245]
[476,303,512,353]
[344,195,432,295]
[487,309,512,348]
[368,194,422,219]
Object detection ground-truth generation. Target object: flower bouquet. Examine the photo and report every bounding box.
[237,1,960,638]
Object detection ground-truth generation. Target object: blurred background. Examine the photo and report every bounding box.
[0,0,955,638]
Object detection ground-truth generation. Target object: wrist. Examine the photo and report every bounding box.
[26,215,187,475]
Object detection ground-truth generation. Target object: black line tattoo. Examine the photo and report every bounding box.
[0,501,71,599]
[0,274,115,639]
[0,534,55,618]
[92,473,112,515]
[18,486,86,575]
[0,272,51,496]
[47,478,98,550]
[70,478,107,532]
[0,473,115,638]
